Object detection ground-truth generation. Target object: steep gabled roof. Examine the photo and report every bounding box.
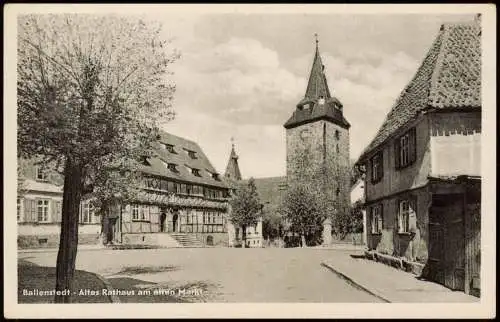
[140,131,228,189]
[358,20,481,162]
[284,40,350,130]
[224,144,242,181]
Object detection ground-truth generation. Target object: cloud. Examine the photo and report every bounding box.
[163,108,286,178]
[170,37,305,126]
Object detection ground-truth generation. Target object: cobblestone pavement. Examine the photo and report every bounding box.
[18,247,382,303]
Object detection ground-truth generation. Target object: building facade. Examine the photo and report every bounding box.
[356,19,481,296]
[283,38,351,245]
[17,158,101,249]
[17,131,233,249]
[224,143,263,248]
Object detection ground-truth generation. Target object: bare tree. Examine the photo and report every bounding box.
[17,14,179,302]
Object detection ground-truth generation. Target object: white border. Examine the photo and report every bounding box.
[4,3,496,319]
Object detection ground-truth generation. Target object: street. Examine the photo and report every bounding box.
[19,248,382,303]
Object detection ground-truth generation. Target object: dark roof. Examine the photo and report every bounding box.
[284,99,350,129]
[243,176,287,213]
[284,43,350,130]
[139,131,228,189]
[224,144,242,181]
[358,20,481,162]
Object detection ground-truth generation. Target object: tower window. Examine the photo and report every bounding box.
[336,144,339,153]
[335,130,340,140]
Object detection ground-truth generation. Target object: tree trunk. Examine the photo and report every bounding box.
[242,225,246,248]
[55,161,83,303]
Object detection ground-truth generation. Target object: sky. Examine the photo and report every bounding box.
[147,12,476,179]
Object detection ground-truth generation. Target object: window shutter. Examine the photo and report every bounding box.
[50,200,57,223]
[394,139,401,169]
[379,151,384,179]
[410,128,417,164]
[396,199,401,233]
[24,199,32,222]
[409,196,418,233]
[378,203,383,232]
[34,198,41,222]
[56,201,62,222]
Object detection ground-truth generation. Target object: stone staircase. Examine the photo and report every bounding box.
[169,233,204,248]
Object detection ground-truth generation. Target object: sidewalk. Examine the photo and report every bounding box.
[313,243,366,251]
[322,252,479,303]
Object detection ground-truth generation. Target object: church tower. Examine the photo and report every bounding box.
[284,35,351,235]
[224,139,242,182]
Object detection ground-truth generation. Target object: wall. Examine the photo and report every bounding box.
[429,112,481,177]
[365,115,431,202]
[366,186,430,263]
[286,119,351,216]
[17,223,101,248]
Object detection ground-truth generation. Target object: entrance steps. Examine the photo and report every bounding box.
[169,233,204,248]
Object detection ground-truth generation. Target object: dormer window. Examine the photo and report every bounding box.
[318,96,325,105]
[187,150,197,159]
[192,168,201,177]
[164,143,176,154]
[164,162,178,173]
[36,166,48,181]
[212,173,220,181]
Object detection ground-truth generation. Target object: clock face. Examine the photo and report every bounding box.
[300,129,311,141]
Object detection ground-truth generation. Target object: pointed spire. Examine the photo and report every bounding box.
[224,137,242,181]
[304,33,331,101]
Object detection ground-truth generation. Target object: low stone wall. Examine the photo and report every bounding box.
[17,223,101,249]
[365,250,425,276]
[192,233,228,247]
[331,232,364,245]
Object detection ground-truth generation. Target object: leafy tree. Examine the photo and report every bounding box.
[17,14,178,302]
[262,207,285,242]
[334,200,364,239]
[284,143,349,245]
[229,178,262,248]
[280,183,325,247]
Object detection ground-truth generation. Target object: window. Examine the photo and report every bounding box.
[132,204,139,220]
[140,205,149,221]
[335,130,340,140]
[37,199,50,222]
[187,150,197,159]
[81,201,94,224]
[164,144,177,154]
[371,152,384,183]
[371,204,383,234]
[395,128,416,169]
[212,173,220,181]
[398,199,415,234]
[336,144,339,153]
[17,198,22,222]
[192,168,201,177]
[166,163,178,173]
[36,167,48,181]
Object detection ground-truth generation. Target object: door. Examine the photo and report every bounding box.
[428,206,445,285]
[160,213,166,232]
[172,214,178,233]
[429,195,465,291]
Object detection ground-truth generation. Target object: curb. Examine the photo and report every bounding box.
[321,262,391,303]
[93,273,121,303]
